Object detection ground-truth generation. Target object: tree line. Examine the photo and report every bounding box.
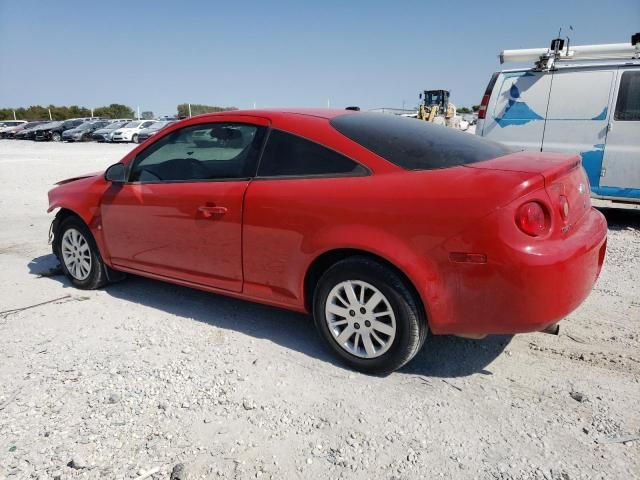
[1,103,240,121]
[0,104,136,121]
[176,104,238,117]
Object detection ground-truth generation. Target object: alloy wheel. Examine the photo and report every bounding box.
[61,228,92,280]
[324,280,396,359]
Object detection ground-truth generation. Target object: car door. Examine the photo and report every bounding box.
[540,68,616,189]
[600,68,640,195]
[100,118,269,292]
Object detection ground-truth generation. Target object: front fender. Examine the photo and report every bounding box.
[47,175,110,263]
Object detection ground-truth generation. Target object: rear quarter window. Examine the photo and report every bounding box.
[257,129,368,177]
[330,112,512,170]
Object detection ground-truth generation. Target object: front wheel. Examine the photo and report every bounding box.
[131,134,138,143]
[313,256,427,374]
[55,216,108,289]
[51,132,62,142]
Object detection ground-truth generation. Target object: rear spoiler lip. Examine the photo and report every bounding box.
[466,152,581,184]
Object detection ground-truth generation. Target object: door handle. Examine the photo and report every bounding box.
[198,205,228,218]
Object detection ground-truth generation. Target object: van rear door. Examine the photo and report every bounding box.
[479,70,551,151]
[540,68,616,190]
[599,68,640,198]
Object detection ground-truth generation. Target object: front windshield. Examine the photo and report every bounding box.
[123,121,141,128]
[102,121,125,130]
[76,122,94,129]
[146,122,167,131]
[43,121,62,128]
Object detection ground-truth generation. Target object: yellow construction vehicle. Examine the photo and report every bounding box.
[417,89,460,128]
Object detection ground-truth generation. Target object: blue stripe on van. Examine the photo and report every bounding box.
[592,185,640,200]
[591,106,608,121]
[580,144,605,188]
[495,83,544,127]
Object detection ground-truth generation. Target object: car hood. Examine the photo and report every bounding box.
[55,171,102,185]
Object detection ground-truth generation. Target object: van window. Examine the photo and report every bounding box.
[547,70,613,120]
[615,71,640,121]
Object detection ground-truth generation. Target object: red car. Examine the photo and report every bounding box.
[48,109,607,373]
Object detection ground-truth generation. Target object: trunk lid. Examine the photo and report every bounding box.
[468,151,592,230]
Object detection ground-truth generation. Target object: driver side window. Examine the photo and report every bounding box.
[129,122,265,183]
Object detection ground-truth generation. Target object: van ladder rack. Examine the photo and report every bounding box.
[500,33,640,71]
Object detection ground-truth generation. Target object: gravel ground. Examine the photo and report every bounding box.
[0,140,638,480]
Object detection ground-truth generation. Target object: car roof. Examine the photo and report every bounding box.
[189,108,355,122]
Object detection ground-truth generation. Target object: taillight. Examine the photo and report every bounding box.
[478,72,498,121]
[516,202,549,236]
[478,94,490,120]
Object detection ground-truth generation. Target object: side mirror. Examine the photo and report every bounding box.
[105,163,127,184]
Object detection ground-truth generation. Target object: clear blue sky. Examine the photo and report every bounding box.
[1,0,638,116]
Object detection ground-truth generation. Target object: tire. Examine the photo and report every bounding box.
[313,256,427,374]
[54,216,108,290]
[132,134,138,143]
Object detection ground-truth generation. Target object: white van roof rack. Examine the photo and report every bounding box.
[500,33,640,71]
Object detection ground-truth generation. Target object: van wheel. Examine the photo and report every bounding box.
[313,256,427,374]
[55,216,108,290]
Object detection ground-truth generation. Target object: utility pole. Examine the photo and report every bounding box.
[327,99,330,108]
[13,110,16,121]
[137,105,141,120]
[188,103,192,117]
[48,108,52,121]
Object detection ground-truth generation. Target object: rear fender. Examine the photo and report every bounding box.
[300,224,442,326]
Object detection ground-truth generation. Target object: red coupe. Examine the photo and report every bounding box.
[48,109,607,373]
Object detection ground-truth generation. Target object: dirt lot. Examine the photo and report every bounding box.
[0,140,638,480]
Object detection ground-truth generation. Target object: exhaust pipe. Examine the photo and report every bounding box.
[541,323,560,335]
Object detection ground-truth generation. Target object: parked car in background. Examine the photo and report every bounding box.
[35,119,84,141]
[17,121,58,140]
[0,120,27,135]
[111,120,157,143]
[0,120,44,138]
[47,109,607,374]
[62,120,112,142]
[136,120,175,143]
[91,120,132,142]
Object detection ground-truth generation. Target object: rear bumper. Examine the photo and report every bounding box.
[428,207,607,335]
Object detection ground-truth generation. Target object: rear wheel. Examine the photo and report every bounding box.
[55,216,107,289]
[313,256,427,374]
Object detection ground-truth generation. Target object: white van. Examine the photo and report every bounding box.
[477,34,640,203]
